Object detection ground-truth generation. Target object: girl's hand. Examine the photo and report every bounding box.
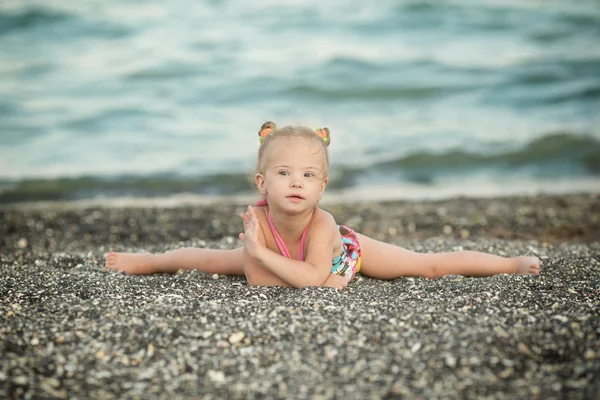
[239,206,262,259]
[322,273,348,290]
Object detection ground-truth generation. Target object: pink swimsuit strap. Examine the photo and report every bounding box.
[267,210,312,261]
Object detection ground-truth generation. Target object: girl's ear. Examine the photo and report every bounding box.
[255,173,266,195]
[320,177,329,196]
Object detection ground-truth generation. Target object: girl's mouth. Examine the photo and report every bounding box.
[287,195,304,201]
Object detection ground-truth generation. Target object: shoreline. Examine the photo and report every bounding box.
[3,179,600,210]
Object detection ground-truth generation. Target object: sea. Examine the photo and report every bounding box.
[1,0,599,205]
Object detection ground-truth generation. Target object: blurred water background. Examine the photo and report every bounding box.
[1,0,599,204]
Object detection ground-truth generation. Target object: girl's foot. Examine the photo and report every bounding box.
[104,252,158,275]
[515,256,541,275]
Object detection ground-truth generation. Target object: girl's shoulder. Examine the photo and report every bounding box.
[313,207,336,224]
[307,208,343,254]
[310,207,339,234]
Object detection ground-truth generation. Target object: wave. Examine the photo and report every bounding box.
[373,133,600,171]
[1,132,598,204]
[285,83,473,101]
[0,7,71,36]
[0,5,128,39]
[0,173,254,204]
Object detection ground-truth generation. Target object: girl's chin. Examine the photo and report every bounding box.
[272,199,317,213]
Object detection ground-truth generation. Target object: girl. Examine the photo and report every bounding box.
[105,122,541,290]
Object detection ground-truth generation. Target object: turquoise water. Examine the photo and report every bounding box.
[1,0,599,203]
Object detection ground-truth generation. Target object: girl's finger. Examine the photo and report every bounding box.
[247,205,258,221]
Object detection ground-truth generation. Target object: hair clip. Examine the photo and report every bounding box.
[315,127,330,143]
[259,128,273,143]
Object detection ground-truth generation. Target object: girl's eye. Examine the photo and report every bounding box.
[278,170,288,176]
[304,172,314,178]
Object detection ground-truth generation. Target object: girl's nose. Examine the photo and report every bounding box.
[291,176,303,188]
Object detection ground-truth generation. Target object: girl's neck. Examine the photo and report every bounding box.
[268,206,316,240]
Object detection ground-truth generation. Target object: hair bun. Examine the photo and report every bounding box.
[316,127,331,147]
[258,121,276,136]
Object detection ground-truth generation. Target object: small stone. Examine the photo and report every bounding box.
[498,368,513,379]
[410,342,421,353]
[443,225,452,235]
[95,350,105,360]
[584,350,595,359]
[518,343,535,358]
[56,336,65,344]
[31,337,39,346]
[460,229,470,239]
[445,355,457,368]
[17,238,28,249]
[229,332,245,344]
[44,378,60,388]
[13,376,28,385]
[147,343,155,358]
[207,370,225,383]
[501,359,514,367]
[212,274,219,280]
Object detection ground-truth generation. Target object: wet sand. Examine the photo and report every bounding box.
[1,193,599,399]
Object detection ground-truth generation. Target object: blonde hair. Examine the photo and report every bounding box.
[255,121,331,176]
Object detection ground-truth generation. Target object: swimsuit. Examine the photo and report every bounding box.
[265,210,362,283]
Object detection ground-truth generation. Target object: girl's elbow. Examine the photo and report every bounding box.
[300,273,329,288]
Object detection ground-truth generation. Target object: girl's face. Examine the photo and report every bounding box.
[256,136,328,214]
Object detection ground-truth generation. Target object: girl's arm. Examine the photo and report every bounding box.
[241,206,336,288]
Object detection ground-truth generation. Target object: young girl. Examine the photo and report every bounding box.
[105,122,541,290]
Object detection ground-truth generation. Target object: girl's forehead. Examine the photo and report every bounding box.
[272,135,314,147]
[269,137,323,158]
[264,137,327,167]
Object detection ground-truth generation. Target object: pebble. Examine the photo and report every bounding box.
[207,370,225,383]
[228,331,245,344]
[13,376,28,385]
[518,343,536,359]
[411,343,422,353]
[445,355,457,368]
[584,350,595,359]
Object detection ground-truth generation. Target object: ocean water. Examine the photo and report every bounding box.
[1,0,599,203]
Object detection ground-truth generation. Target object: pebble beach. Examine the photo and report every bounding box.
[1,193,599,399]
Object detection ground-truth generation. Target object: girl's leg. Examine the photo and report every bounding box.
[105,247,245,276]
[356,234,540,280]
